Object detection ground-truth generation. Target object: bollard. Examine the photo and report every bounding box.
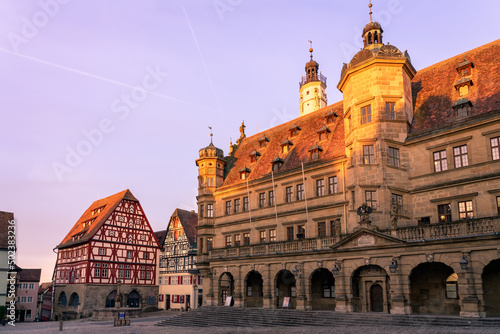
[59,318,63,331]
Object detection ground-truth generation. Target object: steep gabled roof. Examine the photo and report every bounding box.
[221,101,345,189]
[409,39,500,138]
[0,211,14,249]
[56,189,139,249]
[19,268,41,282]
[154,229,167,249]
[168,209,198,245]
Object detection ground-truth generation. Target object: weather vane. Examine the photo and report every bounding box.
[208,126,213,144]
[369,0,373,23]
[308,40,313,59]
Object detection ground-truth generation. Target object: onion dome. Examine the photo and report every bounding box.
[199,141,224,159]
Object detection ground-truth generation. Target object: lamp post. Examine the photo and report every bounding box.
[332,261,341,276]
[389,259,398,273]
[459,255,468,270]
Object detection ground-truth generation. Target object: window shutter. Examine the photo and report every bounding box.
[168,276,171,285]
[190,276,193,284]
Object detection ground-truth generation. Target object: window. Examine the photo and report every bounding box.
[330,221,336,236]
[297,225,305,239]
[225,235,232,248]
[243,197,249,211]
[286,186,293,202]
[99,248,106,256]
[365,191,377,210]
[328,176,337,194]
[273,162,280,173]
[433,150,448,172]
[207,204,213,217]
[454,145,469,168]
[388,147,400,167]
[491,137,499,160]
[27,296,33,303]
[102,264,108,278]
[26,309,32,319]
[95,263,101,278]
[207,237,213,250]
[391,194,403,215]
[127,250,132,259]
[437,204,452,223]
[225,201,232,215]
[234,199,240,213]
[318,222,326,237]
[199,204,204,218]
[363,145,374,164]
[282,144,289,154]
[287,227,294,241]
[29,283,34,289]
[234,234,241,247]
[207,178,213,187]
[269,229,276,242]
[497,196,500,215]
[311,150,319,160]
[243,233,250,246]
[445,273,459,299]
[458,200,473,219]
[316,179,325,197]
[143,252,149,259]
[296,184,304,201]
[386,102,395,120]
[259,193,265,208]
[269,190,275,206]
[118,265,124,279]
[125,266,131,279]
[361,105,372,124]
[259,230,266,244]
[324,284,335,298]
[140,270,145,279]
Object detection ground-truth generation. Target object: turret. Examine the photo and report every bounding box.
[299,43,327,116]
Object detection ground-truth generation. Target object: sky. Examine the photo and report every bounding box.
[1,0,499,283]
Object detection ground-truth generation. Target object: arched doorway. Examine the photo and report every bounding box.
[127,290,140,308]
[482,258,500,317]
[351,265,389,313]
[410,262,459,315]
[219,273,234,305]
[69,293,79,307]
[58,292,67,306]
[106,290,117,308]
[245,270,263,307]
[310,268,335,310]
[276,270,296,309]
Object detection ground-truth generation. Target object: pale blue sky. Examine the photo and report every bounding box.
[1,0,498,282]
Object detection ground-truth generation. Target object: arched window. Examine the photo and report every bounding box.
[127,290,140,308]
[374,31,379,43]
[445,273,459,299]
[58,292,67,306]
[69,293,79,307]
[106,290,117,308]
[367,32,372,45]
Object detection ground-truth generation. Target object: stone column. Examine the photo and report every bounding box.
[334,260,349,313]
[458,252,480,318]
[295,262,306,311]
[262,264,274,309]
[206,268,216,306]
[233,266,243,307]
[389,257,408,315]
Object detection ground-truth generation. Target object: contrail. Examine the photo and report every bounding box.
[0,47,215,111]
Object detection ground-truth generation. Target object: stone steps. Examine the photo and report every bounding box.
[155,307,500,328]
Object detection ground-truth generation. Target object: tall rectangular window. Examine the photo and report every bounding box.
[225,201,232,215]
[199,204,204,218]
[388,147,400,167]
[243,233,250,246]
[259,230,266,244]
[297,225,305,239]
[454,145,469,168]
[287,227,294,241]
[269,229,276,242]
[328,176,337,194]
[207,204,213,217]
[269,190,275,206]
[99,248,106,256]
[438,204,452,223]
[316,179,325,196]
[363,145,374,164]
[234,234,241,247]
[234,198,240,213]
[243,197,249,211]
[391,194,403,215]
[458,200,474,219]
[286,186,293,202]
[386,102,395,120]
[296,184,304,200]
[318,222,326,237]
[127,250,132,259]
[259,193,265,208]
[95,263,100,278]
[225,236,232,248]
[361,105,372,124]
[207,237,213,250]
[496,196,500,215]
[365,191,377,210]
[433,150,448,172]
[491,137,499,160]
[330,221,336,236]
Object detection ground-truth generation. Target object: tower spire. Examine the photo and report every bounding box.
[208,126,213,144]
[369,1,373,23]
[308,40,313,60]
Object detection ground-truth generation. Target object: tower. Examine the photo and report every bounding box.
[337,2,416,231]
[299,43,327,116]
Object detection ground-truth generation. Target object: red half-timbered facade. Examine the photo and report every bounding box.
[53,189,161,318]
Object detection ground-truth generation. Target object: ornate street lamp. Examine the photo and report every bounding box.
[332,262,341,275]
[460,255,468,270]
[389,258,398,273]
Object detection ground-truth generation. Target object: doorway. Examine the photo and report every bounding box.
[370,284,383,312]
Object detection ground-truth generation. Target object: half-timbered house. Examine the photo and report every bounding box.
[158,208,201,310]
[53,189,161,319]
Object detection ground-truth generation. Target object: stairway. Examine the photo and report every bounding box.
[155,307,500,328]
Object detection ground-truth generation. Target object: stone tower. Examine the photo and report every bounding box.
[337,3,416,231]
[299,45,328,116]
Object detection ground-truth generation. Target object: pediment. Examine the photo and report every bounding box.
[331,228,404,250]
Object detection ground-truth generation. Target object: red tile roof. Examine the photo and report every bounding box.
[409,39,500,138]
[19,268,41,282]
[220,101,345,189]
[56,189,139,249]
[0,211,14,249]
[171,209,198,245]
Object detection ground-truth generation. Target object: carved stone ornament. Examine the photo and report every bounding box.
[358,234,375,247]
[377,44,403,57]
[427,254,434,262]
[350,48,374,67]
[364,258,370,265]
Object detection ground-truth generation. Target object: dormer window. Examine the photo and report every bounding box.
[289,124,301,137]
[317,125,331,141]
[249,150,261,163]
[309,143,323,160]
[456,58,473,76]
[92,205,106,215]
[281,138,293,154]
[452,98,473,118]
[239,166,250,180]
[325,110,338,124]
[258,135,270,148]
[271,156,284,173]
[455,77,473,97]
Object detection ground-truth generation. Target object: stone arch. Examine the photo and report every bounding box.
[409,262,459,315]
[482,258,500,317]
[58,291,67,306]
[275,269,296,309]
[219,272,234,306]
[69,292,79,307]
[106,290,117,308]
[310,268,335,310]
[127,290,140,308]
[351,265,390,313]
[245,270,263,307]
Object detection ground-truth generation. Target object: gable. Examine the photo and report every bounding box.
[331,228,404,251]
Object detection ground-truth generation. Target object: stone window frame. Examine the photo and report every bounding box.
[363,145,375,164]
[258,193,265,208]
[328,175,338,194]
[225,200,232,216]
[296,183,304,201]
[285,186,293,203]
[360,104,372,125]
[453,144,469,168]
[388,147,400,168]
[481,129,500,161]
[458,200,474,220]
[365,190,377,210]
[269,229,276,242]
[234,198,241,213]
[316,178,325,197]
[426,136,472,173]
[317,221,326,237]
[437,203,452,223]
[433,149,448,172]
